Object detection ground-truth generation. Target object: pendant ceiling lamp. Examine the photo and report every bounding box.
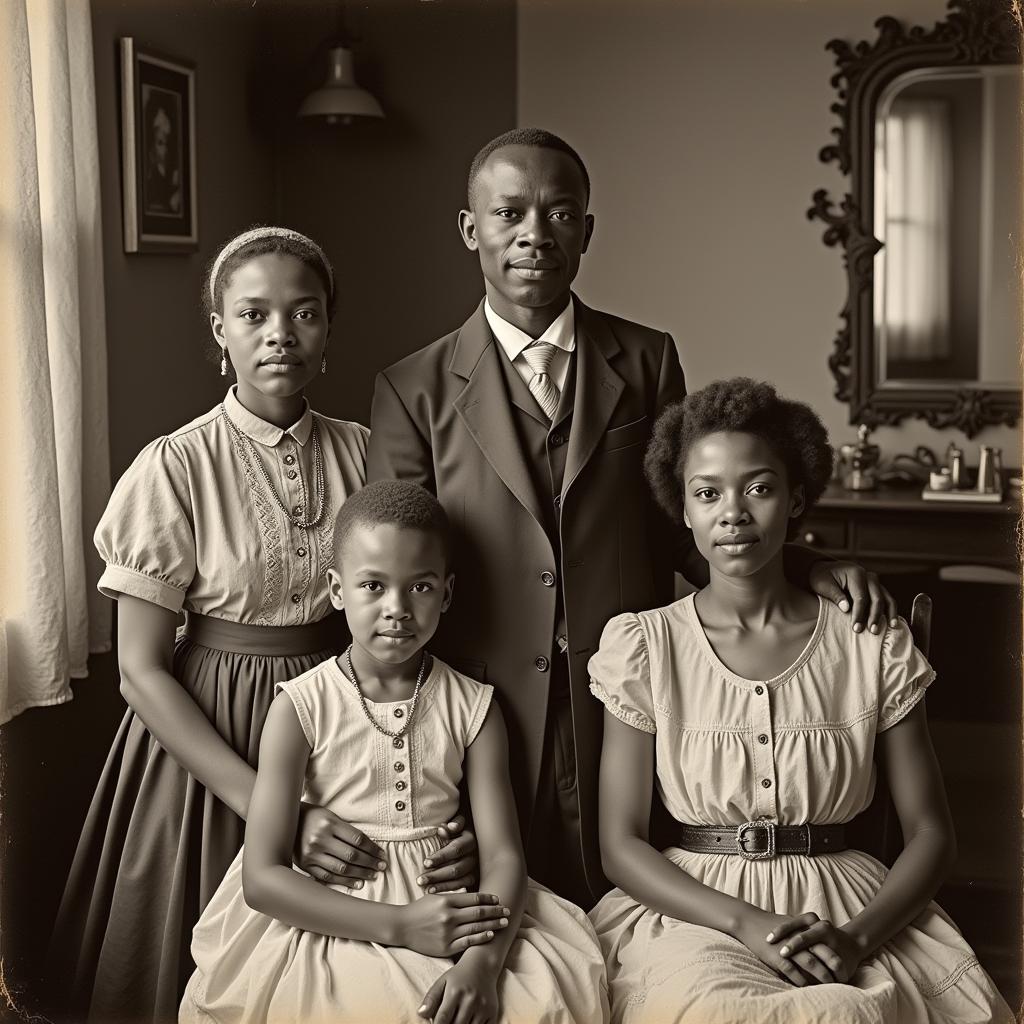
[298,44,384,125]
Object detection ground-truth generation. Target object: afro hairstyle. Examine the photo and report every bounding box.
[644,377,833,540]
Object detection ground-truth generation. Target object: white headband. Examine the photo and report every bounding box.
[208,226,335,304]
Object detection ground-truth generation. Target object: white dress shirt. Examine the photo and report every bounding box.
[484,298,576,393]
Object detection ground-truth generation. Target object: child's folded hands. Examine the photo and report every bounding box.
[417,956,500,1024]
[398,891,510,958]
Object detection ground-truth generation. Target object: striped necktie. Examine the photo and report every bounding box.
[522,342,560,421]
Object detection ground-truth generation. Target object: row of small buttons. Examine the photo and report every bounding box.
[392,702,410,811]
[752,684,774,795]
[394,755,406,811]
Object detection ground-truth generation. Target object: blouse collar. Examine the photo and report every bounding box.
[223,387,314,447]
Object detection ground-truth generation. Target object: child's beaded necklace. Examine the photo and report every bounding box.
[342,644,429,740]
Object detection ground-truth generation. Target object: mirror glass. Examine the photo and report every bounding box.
[873,65,1021,389]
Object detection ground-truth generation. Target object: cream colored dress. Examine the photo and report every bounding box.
[588,595,1012,1024]
[181,656,609,1024]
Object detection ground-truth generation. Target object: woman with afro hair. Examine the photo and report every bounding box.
[587,378,1010,1022]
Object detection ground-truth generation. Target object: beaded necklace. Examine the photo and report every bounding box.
[221,404,327,530]
[342,644,429,740]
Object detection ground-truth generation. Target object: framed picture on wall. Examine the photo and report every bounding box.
[119,38,197,253]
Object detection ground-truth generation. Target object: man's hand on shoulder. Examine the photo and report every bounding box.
[808,560,898,634]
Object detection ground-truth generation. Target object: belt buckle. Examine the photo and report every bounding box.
[737,820,776,860]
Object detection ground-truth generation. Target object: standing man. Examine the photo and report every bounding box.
[367,128,894,907]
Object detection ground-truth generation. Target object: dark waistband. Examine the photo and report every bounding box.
[678,821,847,860]
[183,612,344,657]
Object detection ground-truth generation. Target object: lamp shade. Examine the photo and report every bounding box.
[298,45,384,123]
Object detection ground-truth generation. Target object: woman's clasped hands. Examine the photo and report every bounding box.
[736,908,866,987]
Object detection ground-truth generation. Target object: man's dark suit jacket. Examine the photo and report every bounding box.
[366,296,692,897]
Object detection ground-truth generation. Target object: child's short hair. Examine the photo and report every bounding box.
[333,481,452,566]
[467,128,591,208]
[644,378,833,540]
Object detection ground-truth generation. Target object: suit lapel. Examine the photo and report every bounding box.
[563,299,625,495]
[451,303,547,528]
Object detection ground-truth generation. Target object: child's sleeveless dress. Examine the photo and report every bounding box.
[180,655,609,1024]
[587,594,1012,1024]
[48,389,368,1024]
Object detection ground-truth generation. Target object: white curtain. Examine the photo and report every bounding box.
[877,97,953,362]
[0,0,111,723]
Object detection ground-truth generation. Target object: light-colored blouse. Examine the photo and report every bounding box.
[589,594,935,827]
[94,389,368,626]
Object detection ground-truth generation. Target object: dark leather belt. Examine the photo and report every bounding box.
[678,821,847,860]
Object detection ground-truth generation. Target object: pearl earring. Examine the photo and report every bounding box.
[220,352,228,377]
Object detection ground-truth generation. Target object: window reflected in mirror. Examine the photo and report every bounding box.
[873,66,1021,388]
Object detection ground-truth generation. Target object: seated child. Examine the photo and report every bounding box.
[588,378,1012,1023]
[181,480,608,1023]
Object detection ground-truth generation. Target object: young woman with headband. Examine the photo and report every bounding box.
[48,227,477,1024]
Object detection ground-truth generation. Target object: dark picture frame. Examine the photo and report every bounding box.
[119,38,197,253]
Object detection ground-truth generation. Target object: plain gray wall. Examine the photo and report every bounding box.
[517,0,1022,465]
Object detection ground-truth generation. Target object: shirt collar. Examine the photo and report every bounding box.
[483,297,576,363]
[223,387,313,447]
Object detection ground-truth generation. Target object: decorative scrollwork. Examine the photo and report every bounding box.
[810,0,1021,438]
[925,391,1021,437]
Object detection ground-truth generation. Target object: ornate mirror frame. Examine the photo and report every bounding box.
[808,0,1022,437]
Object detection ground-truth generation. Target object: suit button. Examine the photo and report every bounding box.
[395,780,407,791]
[394,707,405,718]
[754,685,765,696]
[395,800,406,811]
[761,778,772,789]
[553,495,561,508]
[540,571,555,587]
[394,762,405,772]
[534,656,549,672]
[393,737,404,749]
[549,433,566,447]
[758,734,769,745]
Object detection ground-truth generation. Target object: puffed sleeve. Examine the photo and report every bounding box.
[877,619,936,732]
[94,437,197,613]
[588,613,656,733]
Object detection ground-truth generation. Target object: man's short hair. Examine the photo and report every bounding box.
[467,128,591,208]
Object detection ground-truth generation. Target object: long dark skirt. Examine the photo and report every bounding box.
[47,615,342,1024]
